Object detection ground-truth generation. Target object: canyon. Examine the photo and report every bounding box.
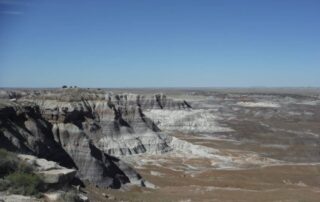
[1,88,320,201]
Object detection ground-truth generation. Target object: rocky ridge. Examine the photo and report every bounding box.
[0,89,192,189]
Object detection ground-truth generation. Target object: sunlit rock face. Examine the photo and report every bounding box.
[0,100,145,188]
[18,154,77,185]
[28,91,191,157]
[144,109,233,134]
[0,89,194,188]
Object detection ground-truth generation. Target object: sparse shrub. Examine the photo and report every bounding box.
[0,179,10,191]
[0,149,18,177]
[5,172,43,196]
[0,149,34,177]
[0,149,43,196]
[0,148,13,159]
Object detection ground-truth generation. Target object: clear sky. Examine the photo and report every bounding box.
[0,0,319,88]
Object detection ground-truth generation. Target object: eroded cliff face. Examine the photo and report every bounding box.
[0,89,192,188]
[29,91,191,157]
[0,102,76,168]
[0,100,144,188]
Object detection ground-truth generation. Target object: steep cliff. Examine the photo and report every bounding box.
[0,89,192,188]
[28,90,191,157]
[0,100,144,188]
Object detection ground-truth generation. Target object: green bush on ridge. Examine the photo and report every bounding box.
[0,148,44,196]
[5,172,43,196]
[0,148,18,177]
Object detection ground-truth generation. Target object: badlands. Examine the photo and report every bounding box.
[1,88,320,202]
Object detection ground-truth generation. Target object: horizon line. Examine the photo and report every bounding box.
[1,86,320,89]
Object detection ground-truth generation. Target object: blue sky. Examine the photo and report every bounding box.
[0,0,319,87]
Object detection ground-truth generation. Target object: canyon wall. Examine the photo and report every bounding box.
[0,89,191,188]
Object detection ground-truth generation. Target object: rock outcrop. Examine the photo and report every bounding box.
[0,194,42,202]
[0,89,192,188]
[0,100,145,188]
[0,101,76,168]
[28,91,191,157]
[18,154,77,185]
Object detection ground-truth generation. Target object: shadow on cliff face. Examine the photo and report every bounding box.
[0,103,141,189]
[89,142,131,189]
[0,91,188,189]
[64,109,86,129]
[0,104,77,169]
[138,107,161,132]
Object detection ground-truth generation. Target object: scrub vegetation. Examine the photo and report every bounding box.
[0,149,43,196]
